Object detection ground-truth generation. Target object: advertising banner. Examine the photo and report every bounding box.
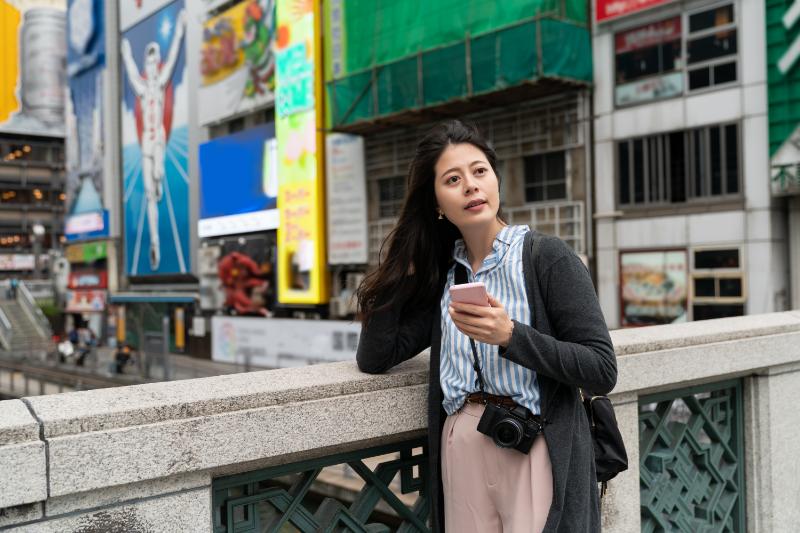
[325,133,368,264]
[275,0,328,304]
[68,270,108,289]
[120,0,191,276]
[212,315,360,367]
[596,0,674,22]
[66,0,108,241]
[0,1,66,137]
[0,254,35,271]
[620,250,687,327]
[199,0,276,125]
[767,0,800,194]
[65,289,106,312]
[198,124,278,237]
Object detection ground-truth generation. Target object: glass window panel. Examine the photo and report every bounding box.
[546,152,565,182]
[719,277,743,297]
[713,61,737,85]
[710,126,722,195]
[687,30,737,64]
[689,5,734,33]
[524,155,545,186]
[616,47,662,83]
[546,183,566,200]
[633,139,644,203]
[660,41,681,72]
[619,142,630,205]
[694,277,716,297]
[669,132,686,202]
[694,249,739,269]
[693,303,744,320]
[526,185,544,203]
[689,67,711,90]
[693,130,704,197]
[725,124,739,194]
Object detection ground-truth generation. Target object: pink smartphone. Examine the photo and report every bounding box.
[449,282,489,306]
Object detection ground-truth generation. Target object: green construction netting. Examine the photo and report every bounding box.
[324,0,591,128]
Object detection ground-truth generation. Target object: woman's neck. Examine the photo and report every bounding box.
[462,219,506,274]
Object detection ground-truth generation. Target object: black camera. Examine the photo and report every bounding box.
[477,402,543,454]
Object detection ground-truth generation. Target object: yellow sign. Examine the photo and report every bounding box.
[174,307,185,350]
[0,1,21,124]
[275,0,328,304]
[201,1,249,86]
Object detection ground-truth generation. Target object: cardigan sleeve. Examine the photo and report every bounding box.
[498,249,617,395]
[356,298,434,374]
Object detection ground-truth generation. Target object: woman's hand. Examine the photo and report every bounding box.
[448,294,514,347]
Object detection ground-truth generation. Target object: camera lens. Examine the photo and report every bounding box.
[493,418,523,448]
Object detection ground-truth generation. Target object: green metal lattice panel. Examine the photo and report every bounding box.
[639,380,745,532]
[211,437,430,533]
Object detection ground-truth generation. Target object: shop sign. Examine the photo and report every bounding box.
[596,0,674,23]
[211,315,360,367]
[326,133,368,264]
[66,241,108,263]
[65,210,109,241]
[68,270,107,289]
[65,289,106,312]
[620,250,687,327]
[0,254,35,271]
[615,17,680,53]
[615,71,682,106]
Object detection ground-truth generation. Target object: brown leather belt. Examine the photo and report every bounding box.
[465,392,517,408]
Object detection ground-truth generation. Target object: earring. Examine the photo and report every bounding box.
[437,210,444,220]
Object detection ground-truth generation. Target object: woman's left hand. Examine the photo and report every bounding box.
[448,294,514,348]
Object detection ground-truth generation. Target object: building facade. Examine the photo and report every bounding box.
[592,0,789,329]
[325,0,597,316]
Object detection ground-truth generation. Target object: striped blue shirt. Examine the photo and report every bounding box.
[439,224,541,416]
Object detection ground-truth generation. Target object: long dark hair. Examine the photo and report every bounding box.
[357,120,504,322]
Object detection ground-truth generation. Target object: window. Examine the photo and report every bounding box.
[377,176,405,218]
[524,151,566,202]
[615,17,683,106]
[614,3,737,106]
[691,247,745,320]
[617,123,739,207]
[686,4,737,90]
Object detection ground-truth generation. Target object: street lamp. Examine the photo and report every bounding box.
[31,223,45,278]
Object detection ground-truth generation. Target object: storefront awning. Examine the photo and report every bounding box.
[109,293,197,304]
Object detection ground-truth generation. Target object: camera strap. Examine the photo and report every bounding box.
[454,263,488,401]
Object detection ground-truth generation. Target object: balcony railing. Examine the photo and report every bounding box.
[2,312,800,531]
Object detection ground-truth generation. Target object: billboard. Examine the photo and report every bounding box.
[767,0,800,194]
[199,0,276,125]
[211,315,360,367]
[65,0,108,241]
[120,0,191,276]
[0,1,66,137]
[275,0,328,304]
[198,124,278,237]
[326,133,368,264]
[620,250,687,327]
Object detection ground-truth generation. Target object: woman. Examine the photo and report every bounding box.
[356,120,616,532]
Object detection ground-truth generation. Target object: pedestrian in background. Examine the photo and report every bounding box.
[356,120,617,532]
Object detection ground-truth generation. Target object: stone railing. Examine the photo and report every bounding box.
[2,312,800,531]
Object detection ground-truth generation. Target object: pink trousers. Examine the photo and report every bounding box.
[441,402,553,533]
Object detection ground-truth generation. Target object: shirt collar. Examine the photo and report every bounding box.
[452,225,528,274]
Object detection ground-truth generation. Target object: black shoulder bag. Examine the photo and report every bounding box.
[525,231,627,493]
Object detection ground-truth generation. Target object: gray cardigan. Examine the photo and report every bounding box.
[356,231,617,532]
